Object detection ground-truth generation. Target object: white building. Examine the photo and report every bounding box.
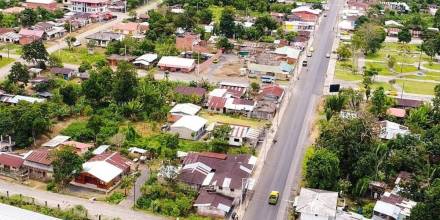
[69,0,108,13]
[295,188,338,220]
[379,120,410,140]
[169,103,202,116]
[170,115,207,140]
[373,192,416,220]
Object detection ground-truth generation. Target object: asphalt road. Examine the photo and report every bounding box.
[243,0,344,220]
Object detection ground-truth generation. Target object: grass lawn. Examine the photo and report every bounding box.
[0,57,15,68]
[396,79,439,95]
[0,44,22,55]
[365,62,394,75]
[403,74,440,81]
[423,62,440,71]
[370,82,397,92]
[199,111,269,128]
[52,47,105,65]
[395,64,418,73]
[335,68,362,81]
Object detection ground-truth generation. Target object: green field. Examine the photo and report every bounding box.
[335,68,362,81]
[423,63,440,71]
[365,62,394,75]
[52,47,106,65]
[396,79,439,95]
[0,44,22,55]
[199,111,269,128]
[0,57,15,68]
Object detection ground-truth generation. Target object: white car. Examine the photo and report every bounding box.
[73,40,81,47]
[325,53,330,58]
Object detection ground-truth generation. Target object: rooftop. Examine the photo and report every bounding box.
[295,188,338,218]
[171,115,207,132]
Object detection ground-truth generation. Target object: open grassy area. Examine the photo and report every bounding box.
[396,79,439,95]
[0,44,22,55]
[199,111,269,128]
[370,82,397,92]
[395,64,418,73]
[423,62,440,71]
[365,62,394,75]
[0,57,14,68]
[335,68,362,81]
[365,42,430,64]
[403,74,440,81]
[52,47,106,65]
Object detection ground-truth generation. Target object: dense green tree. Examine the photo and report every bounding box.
[112,62,138,104]
[337,43,352,60]
[421,36,438,60]
[352,22,386,54]
[432,84,440,124]
[324,94,346,120]
[398,28,412,43]
[48,54,63,68]
[410,179,440,220]
[60,84,78,106]
[21,40,48,64]
[8,62,30,85]
[219,6,235,38]
[370,87,393,118]
[305,148,340,190]
[65,36,76,51]
[216,37,234,51]
[20,8,37,26]
[435,9,440,29]
[52,146,84,186]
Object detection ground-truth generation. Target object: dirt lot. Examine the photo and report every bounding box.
[213,61,244,77]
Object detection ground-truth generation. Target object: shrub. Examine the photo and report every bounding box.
[61,121,94,142]
[106,192,125,204]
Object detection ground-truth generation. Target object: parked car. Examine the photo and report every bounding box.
[268,191,280,205]
[326,53,330,58]
[73,40,81,47]
[302,60,308,66]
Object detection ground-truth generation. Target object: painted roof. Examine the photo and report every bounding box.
[26,0,55,4]
[0,153,24,168]
[92,145,110,155]
[170,103,201,116]
[194,190,234,213]
[24,149,52,166]
[82,160,122,183]
[18,29,44,37]
[208,96,227,109]
[0,203,60,220]
[42,135,71,148]
[175,86,206,97]
[171,115,207,132]
[387,108,406,118]
[158,56,195,69]
[291,6,321,15]
[62,141,93,150]
[295,188,338,218]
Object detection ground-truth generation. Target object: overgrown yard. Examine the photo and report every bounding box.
[396,79,439,95]
[199,111,269,128]
[52,47,106,65]
[0,44,22,55]
[0,57,15,68]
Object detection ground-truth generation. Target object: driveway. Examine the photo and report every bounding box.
[119,164,149,208]
[0,180,165,220]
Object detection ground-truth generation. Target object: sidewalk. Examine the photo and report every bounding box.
[0,180,165,220]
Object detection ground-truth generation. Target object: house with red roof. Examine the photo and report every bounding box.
[207,96,227,114]
[259,84,285,103]
[62,141,93,155]
[291,6,321,22]
[194,189,234,217]
[25,0,57,11]
[23,149,53,181]
[18,29,46,45]
[112,22,149,37]
[73,152,130,191]
[0,152,27,180]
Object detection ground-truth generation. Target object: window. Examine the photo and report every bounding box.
[234,138,240,142]
[219,186,223,190]
[230,188,235,192]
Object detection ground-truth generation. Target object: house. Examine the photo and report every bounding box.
[176,33,209,53]
[92,145,110,155]
[252,100,277,120]
[207,96,227,114]
[219,82,248,98]
[291,6,321,22]
[0,94,45,104]
[373,191,416,220]
[294,188,338,220]
[0,152,27,180]
[273,46,301,63]
[85,31,124,47]
[2,6,25,14]
[338,20,355,32]
[247,63,294,80]
[224,98,255,116]
[112,22,149,36]
[170,103,202,116]
[0,203,62,220]
[174,86,207,100]
[394,98,423,109]
[69,0,108,13]
[382,2,410,12]
[50,67,76,79]
[133,53,158,69]
[25,0,57,11]
[284,20,315,32]
[35,22,66,40]
[106,54,136,66]
[178,152,256,198]
[73,152,130,191]
[193,190,234,217]
[157,56,196,73]
[347,1,369,11]
[18,29,45,45]
[259,84,285,103]
[271,12,286,23]
[0,31,20,43]
[387,107,406,118]
[379,120,410,140]
[23,149,53,181]
[42,135,71,148]
[61,141,93,155]
[385,20,404,37]
[170,115,207,140]
[228,125,250,146]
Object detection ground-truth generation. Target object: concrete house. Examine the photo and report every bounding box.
[378,120,410,140]
[193,189,234,218]
[170,115,207,140]
[23,149,53,181]
[25,0,57,11]
[373,191,416,220]
[69,0,108,13]
[0,152,27,180]
[157,56,196,73]
[294,188,338,220]
[85,31,124,47]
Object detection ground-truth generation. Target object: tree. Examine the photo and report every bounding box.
[60,84,78,106]
[387,55,396,69]
[219,6,235,38]
[410,178,440,220]
[324,94,346,120]
[87,114,104,143]
[20,8,37,27]
[216,37,234,51]
[8,62,30,85]
[421,37,439,60]
[21,41,48,64]
[435,9,440,29]
[112,62,138,104]
[352,22,386,54]
[398,28,412,43]
[87,39,96,53]
[65,36,76,51]
[336,43,352,60]
[52,146,84,186]
[128,10,137,20]
[212,124,232,141]
[305,148,340,190]
[250,82,260,94]
[432,84,440,124]
[284,32,297,44]
[370,87,393,118]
